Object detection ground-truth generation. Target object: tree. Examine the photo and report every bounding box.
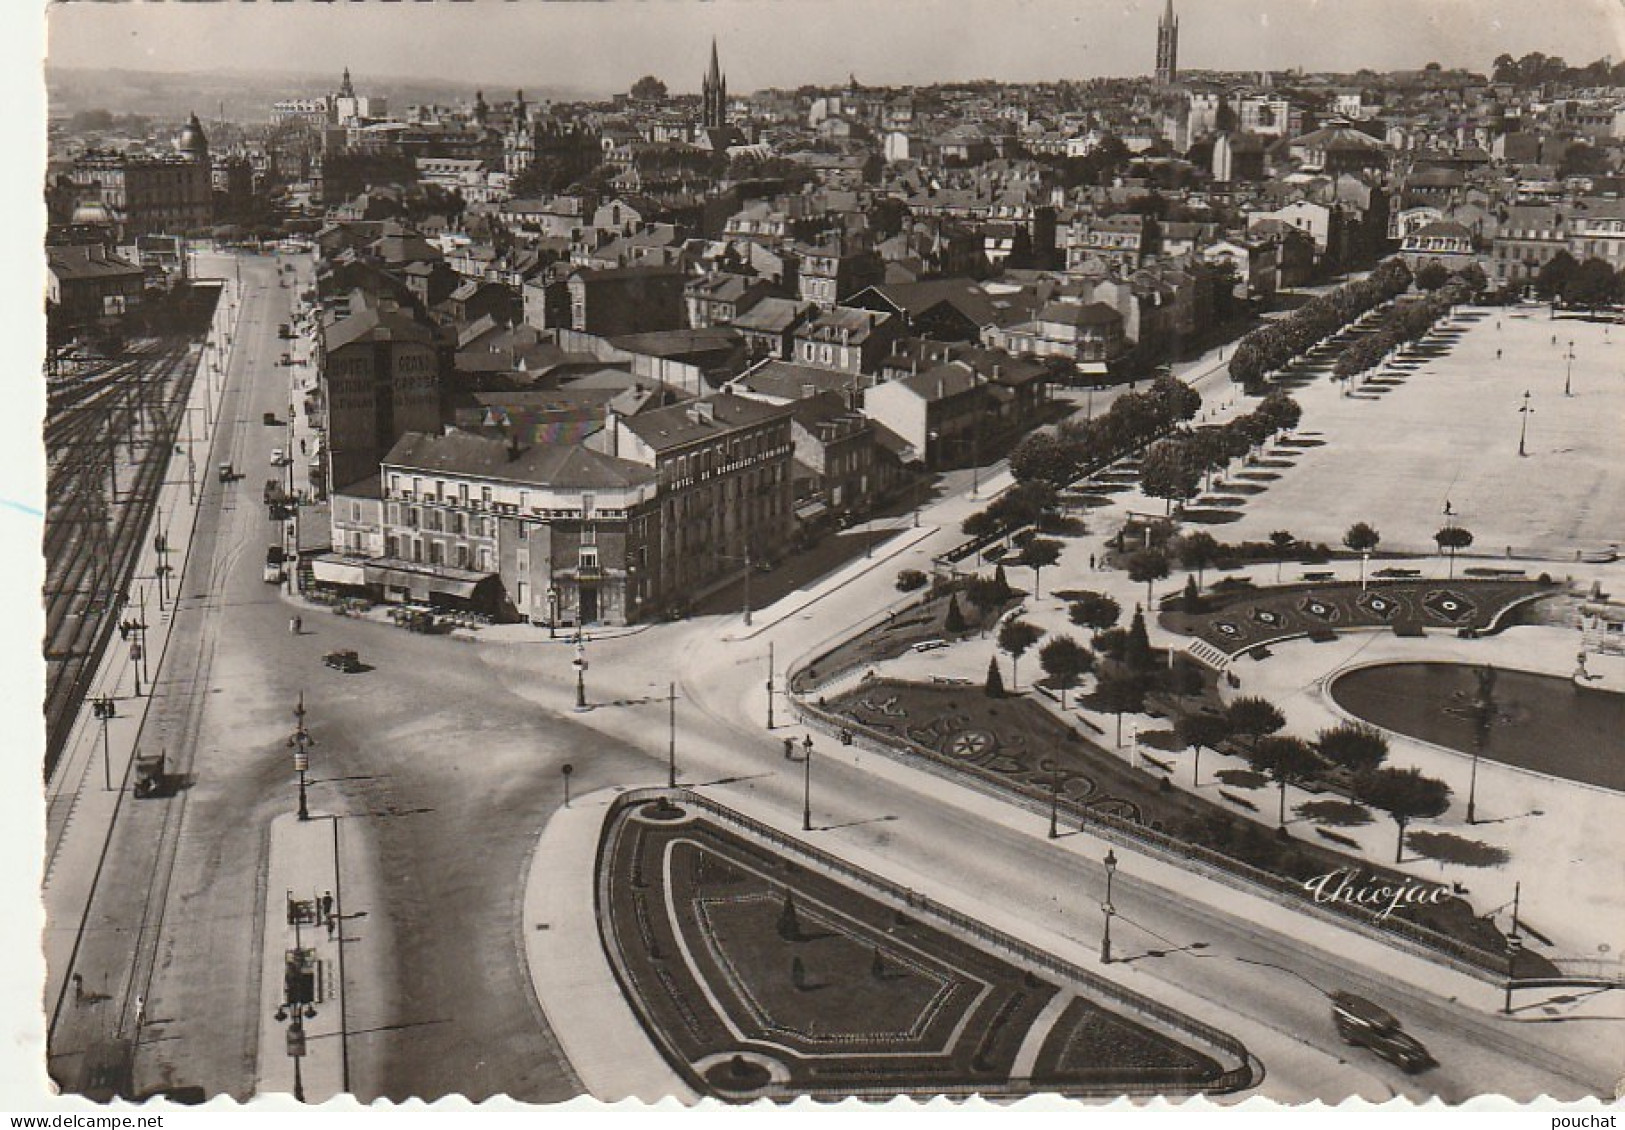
[868,196,912,240]
[1343,521,1381,555]
[1316,723,1390,774]
[1094,672,1147,746]
[1182,574,1202,613]
[1018,537,1064,597]
[778,890,801,940]
[630,75,669,101]
[1068,590,1121,631]
[1038,636,1094,708]
[1563,257,1622,311]
[961,509,999,540]
[1433,525,1474,579]
[1256,392,1303,436]
[1251,735,1323,826]
[964,574,1007,614]
[944,594,969,634]
[1357,767,1452,862]
[997,618,1045,691]
[1535,250,1579,303]
[1175,530,1220,589]
[1414,261,1451,292]
[1123,607,1154,673]
[1268,530,1296,568]
[1226,695,1286,751]
[1140,438,1204,514]
[1009,430,1076,485]
[1126,548,1170,610]
[1176,711,1232,787]
[985,654,1006,698]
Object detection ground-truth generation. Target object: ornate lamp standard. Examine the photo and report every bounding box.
[1518,390,1533,457]
[273,904,317,1103]
[1100,849,1118,964]
[290,692,313,821]
[572,631,589,710]
[800,734,814,831]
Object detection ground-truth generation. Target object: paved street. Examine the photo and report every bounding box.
[41,257,1620,1104]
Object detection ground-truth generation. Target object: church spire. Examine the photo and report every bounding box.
[1155,0,1179,86]
[702,36,727,130]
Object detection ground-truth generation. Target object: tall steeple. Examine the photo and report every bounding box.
[1155,0,1179,86]
[701,37,727,130]
[339,66,356,99]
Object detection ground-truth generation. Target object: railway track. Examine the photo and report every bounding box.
[43,340,205,776]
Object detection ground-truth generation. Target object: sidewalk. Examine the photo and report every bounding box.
[521,789,694,1104]
[43,277,240,1031]
[255,812,348,1103]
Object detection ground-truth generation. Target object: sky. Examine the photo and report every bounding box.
[43,0,1625,97]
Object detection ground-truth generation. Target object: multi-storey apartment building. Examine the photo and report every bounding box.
[319,290,445,496]
[368,432,662,626]
[589,393,796,602]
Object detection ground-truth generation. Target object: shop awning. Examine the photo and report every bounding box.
[1077,361,1110,376]
[363,558,492,600]
[311,556,367,586]
[795,500,830,522]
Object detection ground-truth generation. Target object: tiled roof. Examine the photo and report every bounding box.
[620,392,791,451]
[383,431,657,489]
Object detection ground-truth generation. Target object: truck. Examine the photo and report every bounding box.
[264,546,285,584]
[133,749,167,798]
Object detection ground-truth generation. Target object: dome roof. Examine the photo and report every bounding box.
[71,199,114,225]
[177,112,209,158]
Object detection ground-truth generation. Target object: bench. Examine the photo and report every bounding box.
[1302,571,1335,581]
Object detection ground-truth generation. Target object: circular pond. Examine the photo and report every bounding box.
[1329,662,1625,792]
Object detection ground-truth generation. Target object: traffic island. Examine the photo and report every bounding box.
[256,811,347,1103]
[594,789,1255,1102]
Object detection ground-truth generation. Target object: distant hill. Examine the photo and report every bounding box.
[45,65,589,123]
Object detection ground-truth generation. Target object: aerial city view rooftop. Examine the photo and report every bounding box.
[29,0,1625,1111]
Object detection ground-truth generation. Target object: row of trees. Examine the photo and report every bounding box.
[1227,258,1414,392]
[1533,252,1625,312]
[1176,700,1452,861]
[1137,392,1303,513]
[1007,373,1202,489]
[1332,267,1485,383]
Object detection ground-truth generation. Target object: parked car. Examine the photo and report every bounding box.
[270,448,287,466]
[264,546,285,584]
[322,649,362,673]
[1331,992,1434,1073]
[218,462,235,483]
[263,411,280,426]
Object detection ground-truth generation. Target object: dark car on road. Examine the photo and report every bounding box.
[322,649,362,673]
[1331,992,1434,1073]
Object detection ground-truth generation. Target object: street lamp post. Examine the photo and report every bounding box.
[291,692,311,821]
[766,641,775,730]
[1503,881,1522,1015]
[1101,848,1118,964]
[667,681,678,788]
[547,586,559,639]
[93,696,117,791]
[800,734,813,831]
[573,632,589,710]
[1564,345,1575,397]
[1518,390,1533,457]
[561,763,573,809]
[1048,772,1060,839]
[274,905,316,1104]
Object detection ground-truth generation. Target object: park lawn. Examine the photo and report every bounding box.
[791,586,1015,694]
[826,680,1541,974]
[598,797,1239,1101]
